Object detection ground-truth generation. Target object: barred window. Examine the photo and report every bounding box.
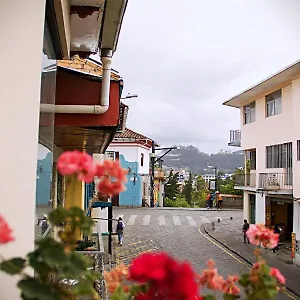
[266,142,292,168]
[244,101,255,124]
[297,140,300,161]
[266,90,282,117]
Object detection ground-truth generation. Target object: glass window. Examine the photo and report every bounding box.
[266,142,292,168]
[244,101,255,124]
[266,90,282,117]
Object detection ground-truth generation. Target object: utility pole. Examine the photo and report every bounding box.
[150,140,155,207]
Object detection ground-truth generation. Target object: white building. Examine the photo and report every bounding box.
[106,128,153,207]
[224,60,300,266]
[201,174,216,184]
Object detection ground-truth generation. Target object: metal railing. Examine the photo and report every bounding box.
[234,173,256,187]
[228,130,241,147]
[259,173,293,190]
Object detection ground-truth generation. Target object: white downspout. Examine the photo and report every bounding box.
[40,49,113,114]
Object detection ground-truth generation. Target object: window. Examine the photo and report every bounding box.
[249,150,256,170]
[244,101,255,124]
[266,90,282,117]
[141,153,144,166]
[297,140,300,161]
[266,142,292,168]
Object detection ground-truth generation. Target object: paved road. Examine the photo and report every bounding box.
[112,208,297,300]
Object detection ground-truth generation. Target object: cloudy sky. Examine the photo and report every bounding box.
[111,0,300,153]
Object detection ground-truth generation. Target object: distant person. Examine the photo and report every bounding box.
[216,192,223,209]
[242,219,250,244]
[206,193,211,209]
[116,217,125,246]
[272,224,281,253]
[210,192,215,208]
[40,215,48,236]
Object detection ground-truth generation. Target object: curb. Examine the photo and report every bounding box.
[203,225,300,298]
[114,207,242,212]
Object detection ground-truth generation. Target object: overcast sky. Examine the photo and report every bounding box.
[111,0,300,153]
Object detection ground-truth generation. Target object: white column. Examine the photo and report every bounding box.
[0,1,46,299]
[243,191,250,221]
[255,193,266,224]
[293,202,300,266]
[159,181,164,207]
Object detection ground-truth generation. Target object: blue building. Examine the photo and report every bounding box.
[106,128,153,207]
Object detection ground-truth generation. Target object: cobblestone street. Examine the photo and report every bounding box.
[113,208,298,300]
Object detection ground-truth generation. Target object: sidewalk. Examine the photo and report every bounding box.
[205,221,300,297]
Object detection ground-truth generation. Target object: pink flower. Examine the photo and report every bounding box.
[96,160,128,196]
[0,215,14,244]
[57,151,96,183]
[270,268,285,285]
[246,224,279,249]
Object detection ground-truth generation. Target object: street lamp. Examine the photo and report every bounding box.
[208,165,217,191]
[121,93,138,99]
[150,143,180,207]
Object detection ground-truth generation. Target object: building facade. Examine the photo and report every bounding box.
[106,128,153,207]
[224,60,300,266]
[0,1,127,298]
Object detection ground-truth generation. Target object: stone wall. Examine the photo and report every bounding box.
[221,194,243,209]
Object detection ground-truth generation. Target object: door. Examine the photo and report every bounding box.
[249,194,256,224]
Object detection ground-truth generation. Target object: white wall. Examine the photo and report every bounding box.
[107,144,150,174]
[292,77,300,265]
[0,1,46,299]
[137,146,150,175]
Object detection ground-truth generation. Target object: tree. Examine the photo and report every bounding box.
[192,176,209,208]
[164,170,180,200]
[183,172,193,205]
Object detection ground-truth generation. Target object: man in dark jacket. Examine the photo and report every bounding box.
[242,219,250,244]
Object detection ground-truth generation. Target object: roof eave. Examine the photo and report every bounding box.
[223,60,300,108]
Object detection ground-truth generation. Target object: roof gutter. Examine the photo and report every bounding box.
[40,48,112,114]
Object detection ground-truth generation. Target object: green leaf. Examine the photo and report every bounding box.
[48,207,68,226]
[110,285,130,300]
[18,277,63,300]
[203,295,217,300]
[0,257,26,275]
[27,251,52,280]
[35,237,67,268]
[223,294,240,300]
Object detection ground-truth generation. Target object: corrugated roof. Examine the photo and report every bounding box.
[57,56,121,81]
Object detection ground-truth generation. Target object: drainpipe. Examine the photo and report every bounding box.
[40,49,113,114]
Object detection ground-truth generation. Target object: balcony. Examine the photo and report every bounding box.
[228,130,241,147]
[234,173,256,188]
[258,173,293,191]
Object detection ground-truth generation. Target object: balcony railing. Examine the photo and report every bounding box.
[258,173,293,190]
[234,173,256,187]
[228,130,241,147]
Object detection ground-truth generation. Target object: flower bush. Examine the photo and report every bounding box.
[0,151,286,300]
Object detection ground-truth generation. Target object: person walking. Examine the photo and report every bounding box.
[242,219,250,244]
[40,215,48,236]
[272,224,281,253]
[116,217,125,246]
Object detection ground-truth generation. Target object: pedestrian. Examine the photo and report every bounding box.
[272,224,281,253]
[210,192,215,208]
[216,191,223,209]
[116,217,125,246]
[206,193,211,209]
[40,214,48,236]
[242,219,250,244]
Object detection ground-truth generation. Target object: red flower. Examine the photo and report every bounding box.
[57,151,95,183]
[96,160,128,196]
[0,215,14,244]
[129,252,201,300]
[270,267,285,285]
[246,224,279,249]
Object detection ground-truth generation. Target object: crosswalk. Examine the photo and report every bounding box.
[121,214,223,227]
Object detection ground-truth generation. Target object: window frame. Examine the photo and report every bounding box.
[243,101,256,124]
[266,89,282,117]
[140,153,144,167]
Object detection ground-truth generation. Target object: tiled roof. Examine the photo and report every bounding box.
[57,56,121,81]
[114,128,153,141]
